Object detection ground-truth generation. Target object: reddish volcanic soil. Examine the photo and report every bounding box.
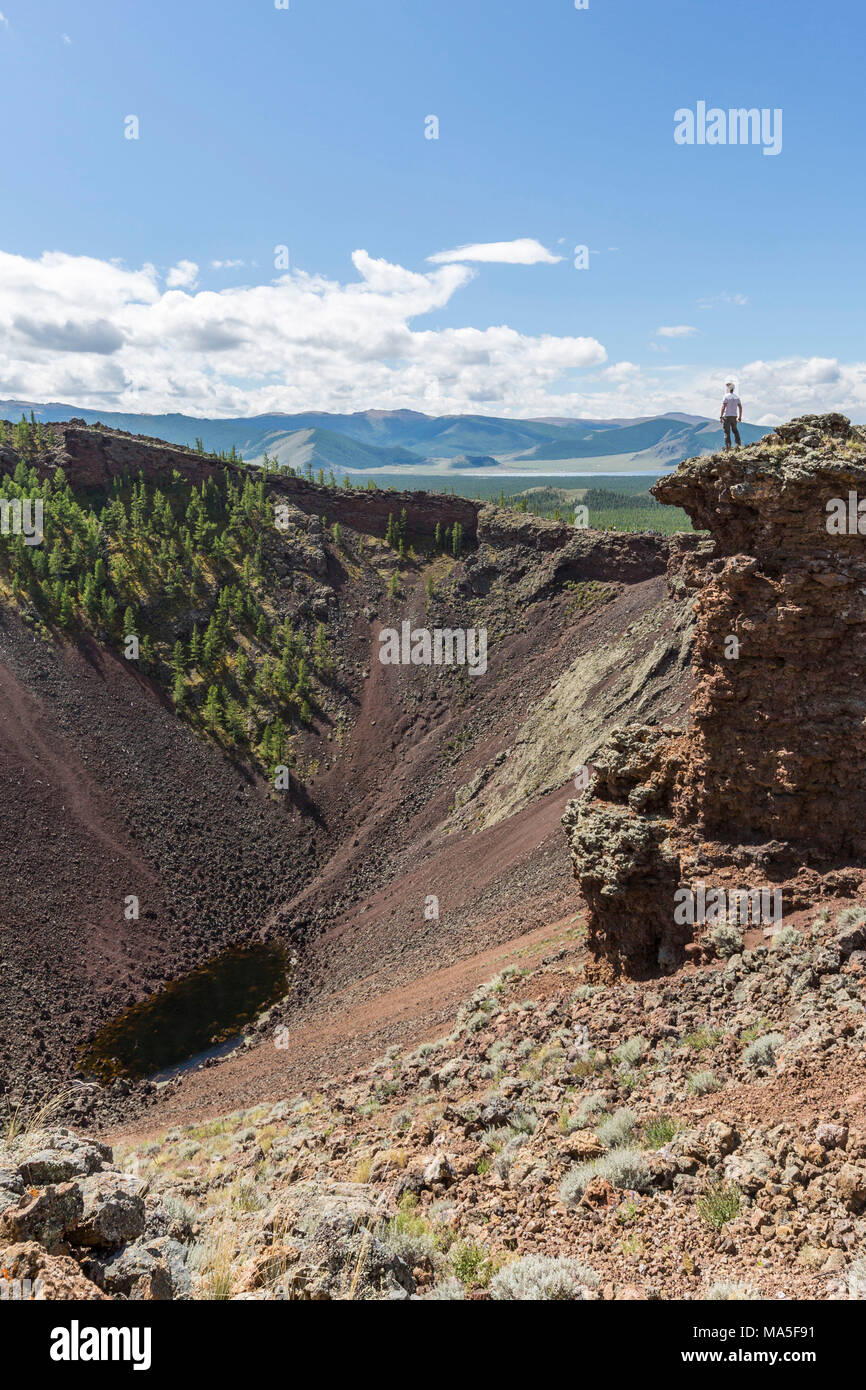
[0,432,692,1130]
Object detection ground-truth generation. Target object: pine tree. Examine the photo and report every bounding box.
[48,542,65,579]
[313,622,330,674]
[100,591,117,629]
[203,683,223,729]
[59,584,75,627]
[202,618,220,668]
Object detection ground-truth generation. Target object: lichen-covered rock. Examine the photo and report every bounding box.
[0,1182,83,1249]
[84,1238,191,1300]
[562,726,688,975]
[13,1132,112,1186]
[68,1172,147,1250]
[0,1241,107,1301]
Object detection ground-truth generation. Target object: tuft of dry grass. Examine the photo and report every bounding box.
[2,1087,76,1147]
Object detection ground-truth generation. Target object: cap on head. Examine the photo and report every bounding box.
[726,381,735,389]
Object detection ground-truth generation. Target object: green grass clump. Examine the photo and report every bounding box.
[642,1114,679,1149]
[449,1240,493,1288]
[697,1176,741,1230]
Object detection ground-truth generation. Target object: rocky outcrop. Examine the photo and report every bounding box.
[271,475,478,544]
[0,1128,190,1300]
[474,505,677,588]
[15,420,227,489]
[563,415,866,974]
[561,726,690,976]
[656,412,866,858]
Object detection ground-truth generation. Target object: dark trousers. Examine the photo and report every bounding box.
[723,416,741,447]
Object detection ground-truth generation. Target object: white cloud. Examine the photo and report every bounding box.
[210,259,245,270]
[698,290,749,310]
[427,238,562,266]
[165,259,199,290]
[0,12,9,27]
[0,246,604,415]
[62,32,72,44]
[656,325,698,338]
[0,245,862,424]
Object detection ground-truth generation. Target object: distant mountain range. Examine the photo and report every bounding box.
[0,400,768,474]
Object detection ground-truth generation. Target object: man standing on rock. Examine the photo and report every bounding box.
[720,381,743,448]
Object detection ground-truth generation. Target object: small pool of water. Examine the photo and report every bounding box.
[80,942,289,1083]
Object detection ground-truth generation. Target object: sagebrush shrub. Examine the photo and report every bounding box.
[493,1134,526,1178]
[489,1254,599,1301]
[425,1276,466,1300]
[705,1281,759,1300]
[708,923,743,958]
[377,1216,438,1268]
[742,1032,784,1068]
[576,1093,607,1126]
[559,1146,649,1207]
[612,1035,647,1068]
[688,1069,722,1095]
[596,1107,636,1149]
[771,926,801,951]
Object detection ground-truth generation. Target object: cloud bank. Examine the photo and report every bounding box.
[0,246,863,423]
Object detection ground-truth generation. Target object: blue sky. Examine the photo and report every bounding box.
[0,0,863,421]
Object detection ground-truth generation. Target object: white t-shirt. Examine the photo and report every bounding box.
[723,393,741,417]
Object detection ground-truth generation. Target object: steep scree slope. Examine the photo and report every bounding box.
[0,420,695,1125]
